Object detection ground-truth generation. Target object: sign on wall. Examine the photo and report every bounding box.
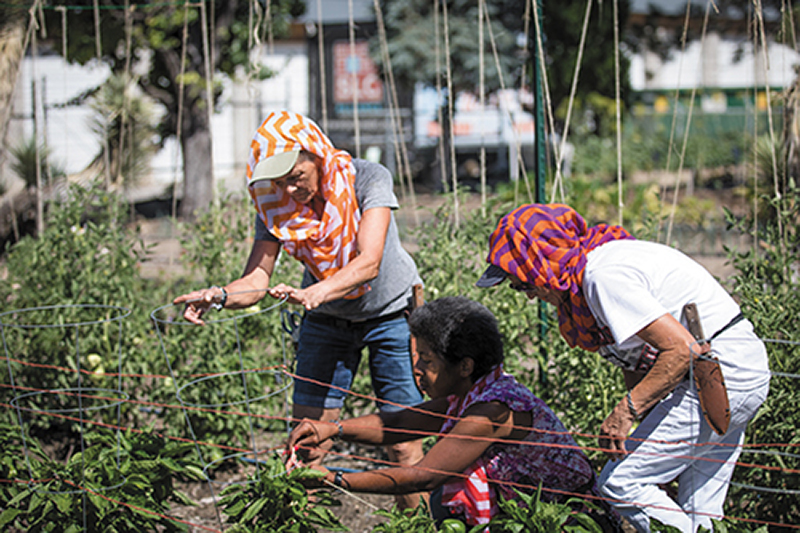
[333,40,384,114]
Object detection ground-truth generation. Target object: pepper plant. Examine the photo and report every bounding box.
[0,423,202,532]
[219,452,346,532]
[372,500,437,532]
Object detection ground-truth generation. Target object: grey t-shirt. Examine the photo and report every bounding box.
[254,158,422,321]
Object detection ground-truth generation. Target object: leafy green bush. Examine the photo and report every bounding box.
[479,484,602,533]
[157,192,304,451]
[219,453,346,532]
[0,423,202,532]
[9,136,65,188]
[0,182,165,433]
[372,500,437,532]
[723,182,800,527]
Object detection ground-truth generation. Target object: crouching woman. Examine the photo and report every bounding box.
[287,296,615,529]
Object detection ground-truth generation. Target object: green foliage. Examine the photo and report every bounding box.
[480,484,602,533]
[0,423,202,532]
[376,0,523,95]
[9,136,66,188]
[651,516,768,533]
[372,499,437,532]
[177,192,256,286]
[87,73,160,188]
[159,192,304,449]
[219,453,346,532]
[0,182,159,432]
[570,125,750,179]
[541,0,633,118]
[722,181,800,527]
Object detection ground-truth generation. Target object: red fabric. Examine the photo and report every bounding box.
[439,366,504,526]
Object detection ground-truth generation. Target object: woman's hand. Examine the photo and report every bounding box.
[599,400,635,461]
[287,419,339,456]
[173,287,225,325]
[267,283,301,304]
[287,285,327,311]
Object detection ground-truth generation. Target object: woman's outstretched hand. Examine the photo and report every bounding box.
[287,419,339,456]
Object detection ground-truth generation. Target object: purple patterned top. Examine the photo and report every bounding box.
[445,370,595,501]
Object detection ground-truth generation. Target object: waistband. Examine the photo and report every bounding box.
[304,307,408,330]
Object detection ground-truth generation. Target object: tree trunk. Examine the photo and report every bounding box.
[0,19,26,187]
[179,99,214,219]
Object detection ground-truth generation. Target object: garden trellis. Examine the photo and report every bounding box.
[2,0,800,531]
[2,300,799,531]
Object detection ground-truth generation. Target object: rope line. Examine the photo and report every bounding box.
[665,0,710,245]
[4,326,799,530]
[299,446,800,531]
[3,348,797,452]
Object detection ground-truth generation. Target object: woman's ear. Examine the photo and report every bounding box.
[459,357,475,379]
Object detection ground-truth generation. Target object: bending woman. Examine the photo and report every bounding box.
[288,296,616,529]
[476,203,769,532]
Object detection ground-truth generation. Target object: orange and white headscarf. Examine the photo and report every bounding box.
[246,111,367,298]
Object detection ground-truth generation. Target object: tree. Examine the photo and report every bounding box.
[375,0,633,136]
[540,0,632,135]
[41,0,305,218]
[0,0,32,188]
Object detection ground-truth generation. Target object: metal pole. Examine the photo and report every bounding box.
[531,0,549,359]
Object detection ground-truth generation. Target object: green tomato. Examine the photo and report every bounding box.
[87,353,103,368]
[440,519,466,533]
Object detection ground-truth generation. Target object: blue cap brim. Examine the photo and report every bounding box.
[475,264,508,288]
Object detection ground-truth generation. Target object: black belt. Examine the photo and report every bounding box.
[304,307,408,330]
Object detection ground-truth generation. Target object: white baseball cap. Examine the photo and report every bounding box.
[250,150,300,184]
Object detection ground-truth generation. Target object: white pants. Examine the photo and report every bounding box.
[598,379,769,532]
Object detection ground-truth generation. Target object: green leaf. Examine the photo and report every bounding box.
[241,498,268,523]
[0,508,22,528]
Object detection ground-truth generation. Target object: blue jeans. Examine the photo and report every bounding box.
[293,314,423,412]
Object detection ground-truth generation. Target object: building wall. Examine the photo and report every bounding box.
[629,32,799,92]
[7,42,309,200]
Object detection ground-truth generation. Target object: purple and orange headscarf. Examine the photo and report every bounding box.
[482,204,634,351]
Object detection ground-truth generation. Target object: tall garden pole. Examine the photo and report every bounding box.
[531,0,549,357]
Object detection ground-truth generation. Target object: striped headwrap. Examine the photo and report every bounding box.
[246,111,367,298]
[485,204,633,351]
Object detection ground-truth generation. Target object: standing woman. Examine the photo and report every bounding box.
[174,111,425,509]
[476,203,770,532]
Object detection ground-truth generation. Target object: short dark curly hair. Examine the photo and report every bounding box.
[408,296,504,381]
